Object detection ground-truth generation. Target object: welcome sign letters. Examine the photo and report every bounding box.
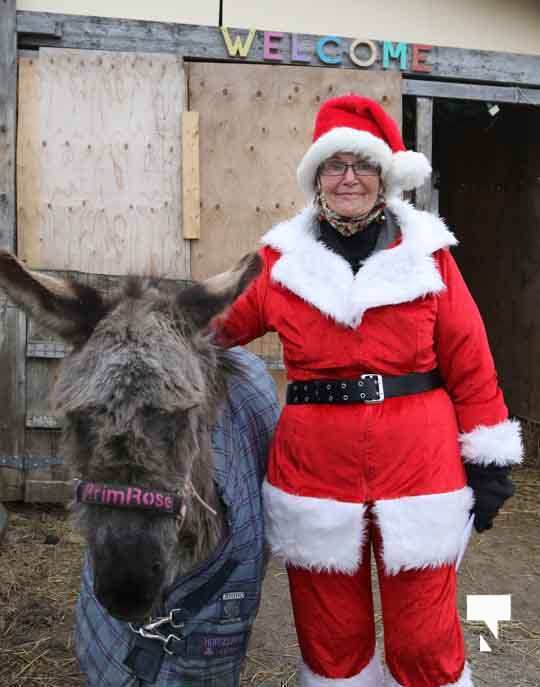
[221,27,433,73]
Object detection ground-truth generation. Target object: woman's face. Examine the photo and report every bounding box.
[318,152,381,218]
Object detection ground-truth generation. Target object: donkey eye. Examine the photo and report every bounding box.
[68,411,96,442]
[140,406,180,441]
[141,405,171,423]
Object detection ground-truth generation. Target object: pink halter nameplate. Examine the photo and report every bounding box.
[76,480,182,515]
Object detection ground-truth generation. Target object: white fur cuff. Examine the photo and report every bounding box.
[386,661,472,687]
[373,487,474,576]
[300,652,385,686]
[263,480,367,573]
[460,418,523,467]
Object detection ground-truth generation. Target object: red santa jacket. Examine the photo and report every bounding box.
[220,198,523,576]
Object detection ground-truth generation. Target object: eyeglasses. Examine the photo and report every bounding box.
[319,159,380,177]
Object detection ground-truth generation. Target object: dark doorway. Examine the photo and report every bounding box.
[435,101,540,423]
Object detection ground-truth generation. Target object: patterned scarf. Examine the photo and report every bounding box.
[315,178,386,237]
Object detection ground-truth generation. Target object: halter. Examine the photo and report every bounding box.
[74,478,217,526]
[75,476,224,676]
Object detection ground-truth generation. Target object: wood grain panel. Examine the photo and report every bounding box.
[182,112,201,240]
[17,57,42,265]
[0,299,26,501]
[0,0,17,250]
[18,48,190,278]
[189,62,401,365]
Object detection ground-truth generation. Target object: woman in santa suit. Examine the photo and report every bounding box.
[219,95,521,687]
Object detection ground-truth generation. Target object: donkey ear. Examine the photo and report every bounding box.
[176,252,262,330]
[0,250,108,345]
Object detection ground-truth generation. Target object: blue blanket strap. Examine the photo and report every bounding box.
[124,559,240,683]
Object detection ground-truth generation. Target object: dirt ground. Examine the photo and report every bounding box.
[1,469,538,687]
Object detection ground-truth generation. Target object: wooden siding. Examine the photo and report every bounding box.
[16,13,540,88]
[17,49,190,278]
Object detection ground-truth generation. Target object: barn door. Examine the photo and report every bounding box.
[0,48,190,502]
[187,63,402,400]
[438,103,540,422]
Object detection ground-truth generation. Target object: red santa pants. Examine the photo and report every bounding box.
[287,506,467,686]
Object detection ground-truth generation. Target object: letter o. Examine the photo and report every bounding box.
[143,491,155,506]
[349,39,378,68]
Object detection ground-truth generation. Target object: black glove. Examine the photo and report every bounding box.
[465,463,515,533]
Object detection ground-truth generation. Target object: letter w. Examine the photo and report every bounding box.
[221,27,256,58]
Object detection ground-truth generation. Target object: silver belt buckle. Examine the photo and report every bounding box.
[360,374,385,403]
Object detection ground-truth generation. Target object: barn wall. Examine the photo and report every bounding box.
[16,0,219,25]
[223,0,540,56]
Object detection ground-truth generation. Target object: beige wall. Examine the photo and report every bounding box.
[16,0,540,56]
[223,0,540,56]
[16,0,219,26]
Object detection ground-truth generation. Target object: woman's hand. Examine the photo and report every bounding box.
[464,463,516,533]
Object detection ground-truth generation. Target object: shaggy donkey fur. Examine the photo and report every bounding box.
[0,250,262,622]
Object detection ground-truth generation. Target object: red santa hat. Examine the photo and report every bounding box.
[297,94,431,198]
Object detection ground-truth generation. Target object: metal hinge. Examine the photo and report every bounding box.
[27,341,71,359]
[0,455,64,471]
[26,414,62,429]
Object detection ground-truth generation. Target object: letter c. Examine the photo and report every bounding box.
[316,36,342,65]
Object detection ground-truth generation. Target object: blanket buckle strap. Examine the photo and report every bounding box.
[130,611,185,655]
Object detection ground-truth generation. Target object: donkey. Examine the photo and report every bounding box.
[0,250,279,685]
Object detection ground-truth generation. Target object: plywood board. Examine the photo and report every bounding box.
[18,48,190,278]
[189,62,401,362]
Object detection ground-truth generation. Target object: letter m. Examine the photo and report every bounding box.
[382,41,408,69]
[107,489,126,506]
[221,27,257,58]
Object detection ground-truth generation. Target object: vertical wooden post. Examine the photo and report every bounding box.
[415,96,435,213]
[182,111,201,241]
[0,0,17,250]
[0,0,26,501]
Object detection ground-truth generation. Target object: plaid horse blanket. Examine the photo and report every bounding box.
[75,349,280,686]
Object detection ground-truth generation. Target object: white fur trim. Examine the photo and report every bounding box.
[261,197,457,328]
[300,652,385,686]
[460,418,523,467]
[297,128,394,196]
[385,150,432,196]
[373,487,474,576]
[263,480,367,573]
[385,661,472,687]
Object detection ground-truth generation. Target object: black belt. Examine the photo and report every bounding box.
[286,370,442,405]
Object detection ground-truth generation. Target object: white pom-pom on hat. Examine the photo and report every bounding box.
[298,94,431,198]
[385,150,432,197]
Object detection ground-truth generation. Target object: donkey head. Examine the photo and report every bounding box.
[0,251,261,621]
